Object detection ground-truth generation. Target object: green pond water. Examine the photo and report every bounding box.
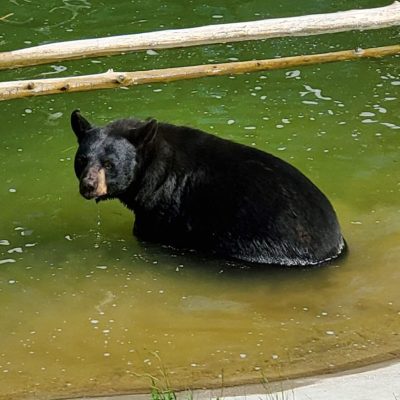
[1,0,400,399]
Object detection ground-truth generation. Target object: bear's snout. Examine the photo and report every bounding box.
[79,167,107,199]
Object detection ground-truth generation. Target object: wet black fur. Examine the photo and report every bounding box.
[71,110,346,266]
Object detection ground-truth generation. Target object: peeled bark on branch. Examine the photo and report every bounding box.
[0,2,400,70]
[0,44,398,102]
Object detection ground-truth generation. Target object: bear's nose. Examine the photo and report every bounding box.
[80,179,97,198]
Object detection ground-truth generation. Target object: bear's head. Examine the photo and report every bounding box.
[71,110,158,202]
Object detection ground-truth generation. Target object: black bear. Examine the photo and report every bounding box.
[71,110,346,266]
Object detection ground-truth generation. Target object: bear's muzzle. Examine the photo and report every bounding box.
[80,167,108,199]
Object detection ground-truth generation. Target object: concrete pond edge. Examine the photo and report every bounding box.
[65,356,400,400]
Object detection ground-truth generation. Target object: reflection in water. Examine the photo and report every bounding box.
[49,0,92,26]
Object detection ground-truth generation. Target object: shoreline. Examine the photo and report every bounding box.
[67,358,400,400]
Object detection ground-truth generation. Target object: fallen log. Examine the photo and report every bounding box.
[0,44,398,101]
[0,2,399,70]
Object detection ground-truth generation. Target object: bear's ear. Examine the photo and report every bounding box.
[128,119,158,147]
[71,110,92,141]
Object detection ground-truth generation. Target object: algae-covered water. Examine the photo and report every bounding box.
[1,1,400,399]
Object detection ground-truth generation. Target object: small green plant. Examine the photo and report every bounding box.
[140,354,295,400]
[141,352,193,400]
[150,376,177,400]
[261,373,295,400]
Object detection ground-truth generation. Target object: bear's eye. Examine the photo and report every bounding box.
[103,160,113,170]
[76,155,87,165]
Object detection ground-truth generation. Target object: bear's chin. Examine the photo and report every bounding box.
[95,194,110,203]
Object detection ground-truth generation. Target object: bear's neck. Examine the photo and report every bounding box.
[118,139,185,213]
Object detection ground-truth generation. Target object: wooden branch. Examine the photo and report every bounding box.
[0,13,14,21]
[1,2,400,70]
[1,44,398,101]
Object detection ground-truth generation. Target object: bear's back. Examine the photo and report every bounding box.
[136,123,345,265]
